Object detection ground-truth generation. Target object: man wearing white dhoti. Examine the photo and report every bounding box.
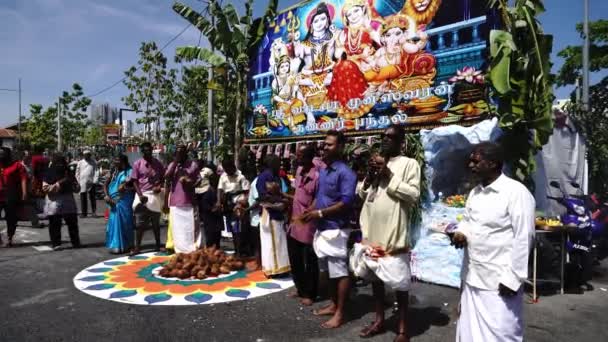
[451,142,535,342]
[163,145,202,254]
[352,124,420,342]
[300,130,357,329]
[256,154,290,277]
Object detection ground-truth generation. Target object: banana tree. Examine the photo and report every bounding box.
[173,0,278,160]
[487,0,555,189]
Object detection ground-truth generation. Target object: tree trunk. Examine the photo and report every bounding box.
[234,74,243,167]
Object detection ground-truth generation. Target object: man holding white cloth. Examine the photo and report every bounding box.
[452,142,535,342]
[351,124,421,342]
[131,142,166,254]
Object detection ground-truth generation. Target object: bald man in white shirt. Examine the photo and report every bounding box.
[451,142,535,342]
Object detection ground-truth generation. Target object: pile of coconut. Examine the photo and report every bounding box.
[158,246,245,280]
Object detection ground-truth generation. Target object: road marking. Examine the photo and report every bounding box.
[33,246,53,252]
[10,288,68,308]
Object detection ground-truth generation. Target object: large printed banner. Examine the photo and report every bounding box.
[247,0,492,140]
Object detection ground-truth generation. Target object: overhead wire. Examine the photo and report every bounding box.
[85,23,193,98]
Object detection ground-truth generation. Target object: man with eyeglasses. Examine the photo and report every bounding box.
[351,124,421,342]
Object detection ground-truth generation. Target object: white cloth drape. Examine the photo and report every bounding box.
[170,206,201,253]
[260,209,290,276]
[456,284,524,342]
[349,243,411,291]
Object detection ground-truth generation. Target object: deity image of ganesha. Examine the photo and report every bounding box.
[363,13,436,93]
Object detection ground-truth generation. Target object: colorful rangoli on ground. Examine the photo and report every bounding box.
[73,252,293,305]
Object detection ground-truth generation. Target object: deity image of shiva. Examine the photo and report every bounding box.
[363,14,436,93]
[293,2,338,109]
[271,54,307,132]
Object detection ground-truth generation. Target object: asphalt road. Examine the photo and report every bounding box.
[1,205,608,342]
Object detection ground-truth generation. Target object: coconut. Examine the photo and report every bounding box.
[191,266,202,276]
[196,271,207,279]
[183,262,195,271]
[209,265,220,277]
[175,262,184,270]
[158,268,169,277]
[232,261,244,270]
[176,269,189,279]
[169,269,180,278]
[219,265,231,274]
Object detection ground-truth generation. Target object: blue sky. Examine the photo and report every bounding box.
[1,0,607,128]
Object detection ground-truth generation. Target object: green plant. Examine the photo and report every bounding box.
[172,0,278,160]
[567,77,608,195]
[404,134,428,230]
[25,83,92,151]
[122,42,179,143]
[488,0,555,189]
[556,19,608,87]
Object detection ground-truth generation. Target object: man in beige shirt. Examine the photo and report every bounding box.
[351,124,421,342]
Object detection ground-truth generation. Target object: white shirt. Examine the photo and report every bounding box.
[218,170,250,203]
[75,159,97,193]
[457,174,535,292]
[195,167,214,194]
[248,178,260,227]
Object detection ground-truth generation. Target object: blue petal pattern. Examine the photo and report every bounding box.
[77,275,106,282]
[256,282,281,290]
[225,289,250,299]
[128,255,149,260]
[185,293,212,304]
[109,290,137,299]
[144,293,172,304]
[85,283,116,291]
[104,261,127,266]
[86,267,112,273]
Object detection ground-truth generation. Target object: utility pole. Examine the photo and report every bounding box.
[18,79,21,145]
[57,99,62,152]
[582,0,590,111]
[207,12,215,162]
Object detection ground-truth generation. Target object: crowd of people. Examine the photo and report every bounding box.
[0,123,536,342]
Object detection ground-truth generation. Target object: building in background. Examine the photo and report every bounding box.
[90,103,118,125]
[114,119,134,138]
[0,128,17,148]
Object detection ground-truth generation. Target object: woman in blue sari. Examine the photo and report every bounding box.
[103,154,135,254]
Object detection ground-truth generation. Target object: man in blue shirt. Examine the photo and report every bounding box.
[301,130,357,329]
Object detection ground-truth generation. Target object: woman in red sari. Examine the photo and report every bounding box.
[327,0,381,119]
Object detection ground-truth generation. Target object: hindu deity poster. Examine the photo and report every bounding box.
[246,0,494,140]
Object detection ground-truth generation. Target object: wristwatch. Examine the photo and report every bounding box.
[317,210,323,219]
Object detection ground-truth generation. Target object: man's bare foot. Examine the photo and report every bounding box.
[313,303,336,316]
[321,314,344,329]
[359,321,385,338]
[300,298,314,306]
[393,332,409,342]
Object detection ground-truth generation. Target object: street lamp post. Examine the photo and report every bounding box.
[582,0,590,111]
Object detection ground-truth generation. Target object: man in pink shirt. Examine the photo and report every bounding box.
[131,142,166,254]
[163,145,201,253]
[286,144,320,306]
